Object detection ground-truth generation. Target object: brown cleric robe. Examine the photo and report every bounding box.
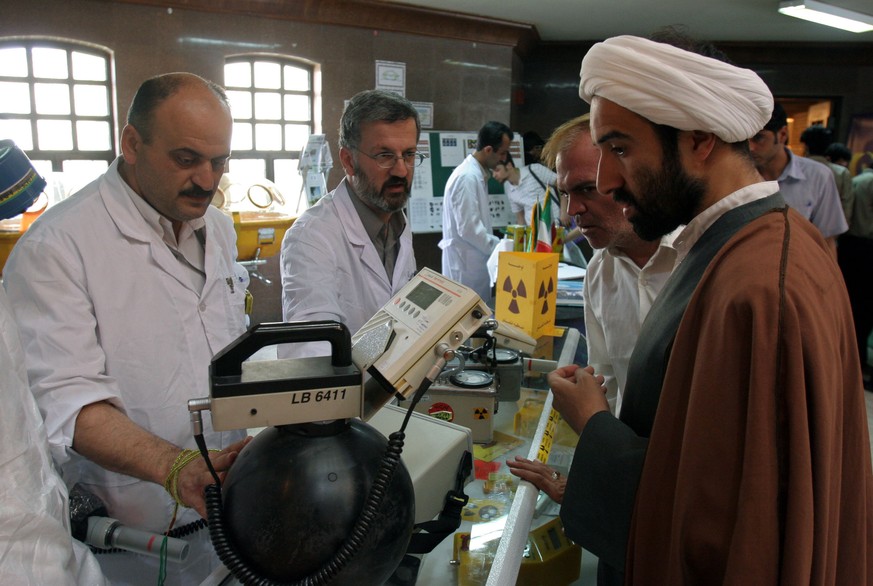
[561,192,873,585]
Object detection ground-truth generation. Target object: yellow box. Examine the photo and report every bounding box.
[495,251,560,339]
[533,334,555,360]
[454,517,582,586]
[505,225,526,252]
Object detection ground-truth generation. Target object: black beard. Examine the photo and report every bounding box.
[351,165,409,213]
[619,147,705,241]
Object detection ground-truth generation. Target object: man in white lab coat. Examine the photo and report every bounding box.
[0,142,106,585]
[4,73,251,585]
[440,121,512,302]
[280,90,420,358]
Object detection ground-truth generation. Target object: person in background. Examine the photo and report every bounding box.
[543,33,870,585]
[522,130,546,165]
[749,102,847,258]
[4,72,252,585]
[507,112,680,486]
[279,90,420,358]
[492,152,560,226]
[800,124,854,225]
[0,143,106,585]
[440,121,512,302]
[825,141,852,168]
[840,160,873,390]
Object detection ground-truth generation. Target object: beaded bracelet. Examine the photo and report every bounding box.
[162,448,217,535]
[163,449,200,506]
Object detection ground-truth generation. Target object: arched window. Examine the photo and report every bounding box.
[0,38,115,198]
[224,55,319,214]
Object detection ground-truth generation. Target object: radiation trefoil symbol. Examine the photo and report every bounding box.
[501,276,527,314]
[538,277,554,314]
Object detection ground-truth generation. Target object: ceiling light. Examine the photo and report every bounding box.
[778,0,873,33]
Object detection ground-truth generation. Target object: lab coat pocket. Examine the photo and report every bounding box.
[229,262,251,319]
[223,274,249,336]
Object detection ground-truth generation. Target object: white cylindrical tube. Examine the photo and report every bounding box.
[86,517,190,562]
[523,358,558,373]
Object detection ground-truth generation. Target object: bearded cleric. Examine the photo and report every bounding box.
[552,33,872,586]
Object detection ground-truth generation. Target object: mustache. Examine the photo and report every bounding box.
[613,188,636,206]
[384,177,410,190]
[180,185,214,198]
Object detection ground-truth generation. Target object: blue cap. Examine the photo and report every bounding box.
[0,140,47,221]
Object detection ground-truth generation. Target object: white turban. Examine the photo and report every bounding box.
[579,35,773,143]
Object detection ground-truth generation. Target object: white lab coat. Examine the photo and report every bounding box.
[4,159,248,585]
[440,154,500,302]
[0,289,107,586]
[279,178,417,358]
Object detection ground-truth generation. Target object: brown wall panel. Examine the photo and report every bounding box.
[515,41,873,150]
[1,0,516,323]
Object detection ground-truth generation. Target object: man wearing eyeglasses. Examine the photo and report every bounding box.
[440,121,513,302]
[279,90,422,358]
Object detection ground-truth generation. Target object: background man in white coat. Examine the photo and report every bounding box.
[280,90,421,358]
[440,121,512,302]
[0,142,106,585]
[5,72,251,585]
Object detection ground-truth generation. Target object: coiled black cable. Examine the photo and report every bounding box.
[168,518,207,538]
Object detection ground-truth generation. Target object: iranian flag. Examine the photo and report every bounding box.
[534,187,554,252]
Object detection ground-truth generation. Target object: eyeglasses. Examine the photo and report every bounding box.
[354,148,429,169]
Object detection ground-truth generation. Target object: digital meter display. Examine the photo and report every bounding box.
[406,281,442,310]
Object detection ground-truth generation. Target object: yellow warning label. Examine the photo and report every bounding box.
[536,408,561,464]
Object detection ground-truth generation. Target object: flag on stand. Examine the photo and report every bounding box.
[527,200,537,252]
[534,187,554,252]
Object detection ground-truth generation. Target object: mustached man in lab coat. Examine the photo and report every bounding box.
[280,90,420,358]
[0,143,107,585]
[440,121,513,303]
[4,73,252,585]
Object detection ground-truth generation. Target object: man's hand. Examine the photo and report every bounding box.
[73,402,256,521]
[548,364,608,435]
[176,436,253,519]
[506,456,566,504]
